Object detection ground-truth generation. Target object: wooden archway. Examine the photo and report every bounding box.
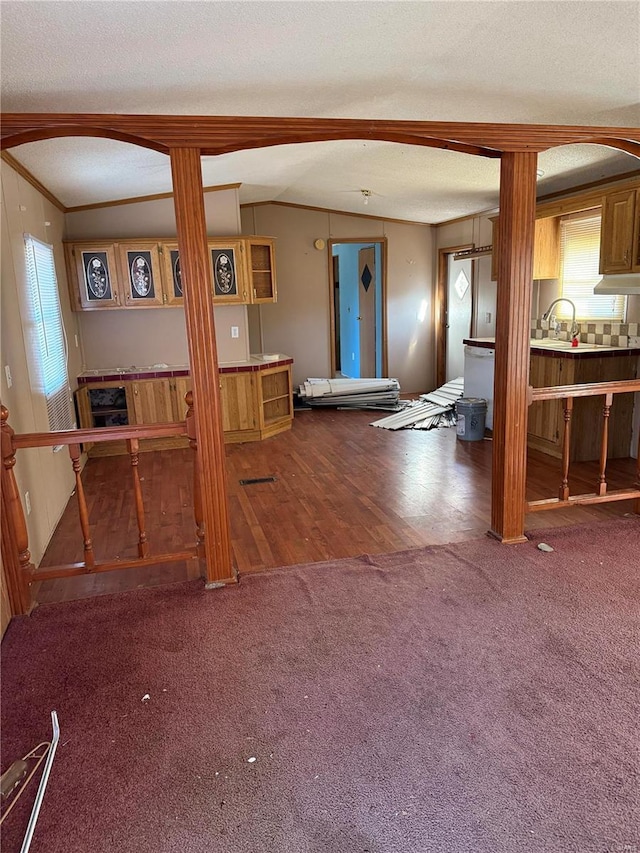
[2,114,639,574]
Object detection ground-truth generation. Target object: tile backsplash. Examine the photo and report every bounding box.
[531,320,640,348]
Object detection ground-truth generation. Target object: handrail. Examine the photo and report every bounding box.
[526,377,640,515]
[13,421,186,449]
[528,377,640,403]
[1,400,203,614]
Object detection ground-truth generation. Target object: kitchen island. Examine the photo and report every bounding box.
[464,337,640,461]
[75,355,294,455]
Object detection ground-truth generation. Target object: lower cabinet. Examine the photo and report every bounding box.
[75,364,293,455]
[528,354,637,461]
[76,378,190,457]
[221,364,293,443]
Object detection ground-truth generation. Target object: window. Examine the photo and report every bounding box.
[23,235,75,434]
[555,211,626,322]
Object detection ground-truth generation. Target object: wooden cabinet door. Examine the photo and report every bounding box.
[527,355,571,449]
[117,242,164,307]
[246,238,277,303]
[159,242,184,306]
[599,189,636,274]
[532,218,560,279]
[491,218,559,281]
[220,373,257,432]
[67,242,121,309]
[171,376,193,421]
[208,239,247,304]
[131,379,175,424]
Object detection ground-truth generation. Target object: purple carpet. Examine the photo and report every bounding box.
[1,517,639,853]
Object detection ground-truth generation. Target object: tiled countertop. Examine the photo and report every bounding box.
[77,354,293,384]
[464,337,640,359]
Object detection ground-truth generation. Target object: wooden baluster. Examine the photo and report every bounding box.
[68,443,95,569]
[559,397,573,501]
[127,438,149,558]
[597,393,613,497]
[185,392,205,559]
[1,406,32,613]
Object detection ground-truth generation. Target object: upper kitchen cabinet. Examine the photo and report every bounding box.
[65,242,121,309]
[245,237,277,303]
[117,241,164,307]
[208,239,246,304]
[65,236,278,310]
[599,188,640,274]
[491,217,560,281]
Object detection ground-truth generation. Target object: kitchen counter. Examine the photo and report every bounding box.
[463,337,640,359]
[77,354,294,384]
[75,354,295,454]
[463,337,638,460]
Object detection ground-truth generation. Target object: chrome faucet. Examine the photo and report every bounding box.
[542,298,579,340]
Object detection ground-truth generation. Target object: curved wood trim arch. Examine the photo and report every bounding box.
[0,125,166,155]
[1,114,638,160]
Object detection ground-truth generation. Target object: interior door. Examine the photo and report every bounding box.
[358,247,376,377]
[445,256,473,382]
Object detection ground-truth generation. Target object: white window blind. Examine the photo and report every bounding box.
[24,235,75,434]
[556,211,626,321]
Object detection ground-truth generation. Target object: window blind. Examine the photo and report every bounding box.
[556,211,626,321]
[24,235,75,435]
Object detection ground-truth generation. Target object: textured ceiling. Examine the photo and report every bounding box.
[2,1,639,221]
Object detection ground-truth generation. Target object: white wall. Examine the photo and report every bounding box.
[1,161,83,565]
[242,204,435,393]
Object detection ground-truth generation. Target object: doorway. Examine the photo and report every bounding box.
[435,244,477,387]
[329,240,386,378]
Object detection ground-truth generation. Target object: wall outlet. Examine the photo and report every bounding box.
[74,334,79,348]
[24,491,31,515]
[231,326,239,339]
[4,365,12,388]
[352,352,355,361]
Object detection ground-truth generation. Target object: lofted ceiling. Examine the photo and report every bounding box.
[1,0,639,223]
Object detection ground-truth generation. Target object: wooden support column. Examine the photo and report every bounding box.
[490,151,538,543]
[169,148,235,586]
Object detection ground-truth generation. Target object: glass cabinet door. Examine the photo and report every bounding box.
[117,242,164,307]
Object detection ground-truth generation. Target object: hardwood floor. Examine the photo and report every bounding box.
[34,408,637,605]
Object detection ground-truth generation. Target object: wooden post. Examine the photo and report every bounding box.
[1,405,32,613]
[491,152,538,543]
[185,392,205,559]
[169,148,235,586]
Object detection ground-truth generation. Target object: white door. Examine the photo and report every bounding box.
[445,257,473,382]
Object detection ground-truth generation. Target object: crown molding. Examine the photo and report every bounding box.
[1,151,66,211]
[241,199,432,227]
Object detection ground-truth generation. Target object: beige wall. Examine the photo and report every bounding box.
[242,204,435,393]
[436,212,498,339]
[65,187,249,367]
[1,161,82,565]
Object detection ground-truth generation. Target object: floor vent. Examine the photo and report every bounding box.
[239,476,278,486]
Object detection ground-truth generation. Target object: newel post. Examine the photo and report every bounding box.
[170,148,236,586]
[1,405,32,614]
[490,151,538,543]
